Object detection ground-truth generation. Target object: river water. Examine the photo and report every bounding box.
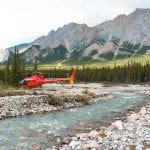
[0,92,149,149]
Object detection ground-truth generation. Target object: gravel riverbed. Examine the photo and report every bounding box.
[0,83,113,120]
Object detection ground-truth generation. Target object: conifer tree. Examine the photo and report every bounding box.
[34,57,38,71]
[11,46,21,86]
[4,61,10,84]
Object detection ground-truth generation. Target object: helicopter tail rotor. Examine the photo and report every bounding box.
[69,71,76,84]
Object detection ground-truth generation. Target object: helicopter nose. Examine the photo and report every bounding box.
[19,80,28,86]
[19,81,23,85]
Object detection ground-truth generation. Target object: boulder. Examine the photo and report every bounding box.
[107,124,116,131]
[85,141,98,149]
[88,130,99,139]
[56,137,62,145]
[112,120,124,130]
[140,107,147,116]
[128,113,139,121]
[62,137,71,144]
[76,133,89,140]
[69,141,81,149]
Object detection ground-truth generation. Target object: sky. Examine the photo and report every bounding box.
[0,0,149,49]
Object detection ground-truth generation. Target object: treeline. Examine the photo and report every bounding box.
[42,62,150,83]
[0,47,150,86]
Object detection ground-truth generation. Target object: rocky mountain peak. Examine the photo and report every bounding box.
[134,8,150,14]
[1,8,150,63]
[129,8,150,21]
[113,14,127,21]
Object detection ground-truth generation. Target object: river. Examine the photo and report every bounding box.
[0,91,149,149]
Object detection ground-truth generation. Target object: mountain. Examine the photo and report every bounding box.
[0,49,9,63]
[1,8,150,63]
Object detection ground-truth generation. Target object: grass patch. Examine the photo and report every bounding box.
[2,54,150,70]
[25,100,32,108]
[25,54,150,70]
[0,84,28,97]
[0,90,26,97]
[48,95,64,106]
[82,89,95,97]
[47,93,93,106]
[74,95,91,105]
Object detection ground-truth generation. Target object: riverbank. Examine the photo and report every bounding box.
[0,83,113,120]
[54,104,150,150]
[0,83,150,120]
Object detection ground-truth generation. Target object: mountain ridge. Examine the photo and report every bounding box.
[1,8,150,63]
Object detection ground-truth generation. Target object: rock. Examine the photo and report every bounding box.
[32,145,43,150]
[86,141,98,148]
[19,136,28,141]
[51,146,57,150]
[112,120,124,130]
[56,137,62,145]
[144,115,150,120]
[72,136,78,141]
[62,137,71,144]
[107,124,116,131]
[81,144,86,150]
[128,113,139,121]
[142,120,150,127]
[88,130,99,139]
[76,133,88,140]
[69,141,81,149]
[76,145,82,149]
[140,107,147,116]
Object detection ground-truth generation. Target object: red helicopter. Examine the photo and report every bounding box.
[19,71,76,88]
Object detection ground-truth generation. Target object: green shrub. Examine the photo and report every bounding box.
[25,100,32,108]
[75,95,91,105]
[48,95,64,106]
[82,89,95,97]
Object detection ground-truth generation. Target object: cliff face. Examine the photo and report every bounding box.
[0,49,9,62]
[97,9,150,44]
[2,8,150,63]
